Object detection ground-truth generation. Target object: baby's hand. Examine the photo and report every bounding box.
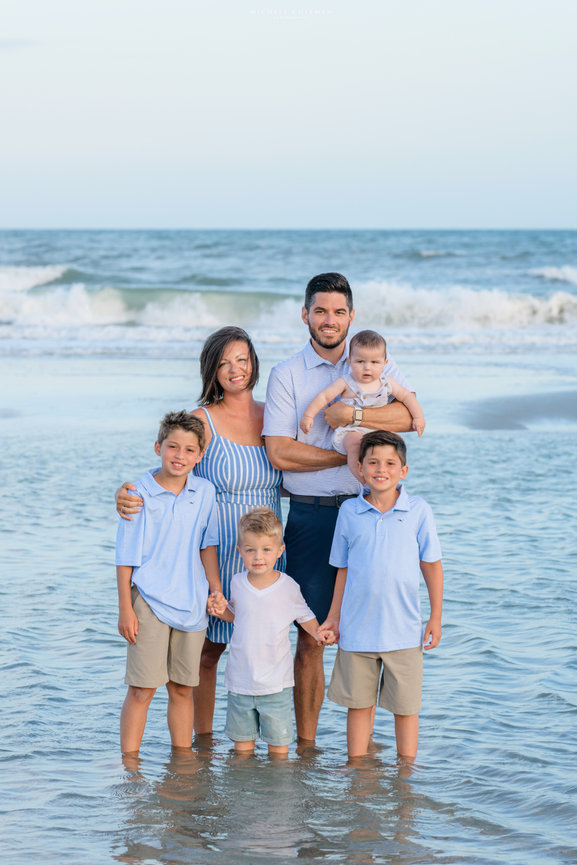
[300,415,314,434]
[412,416,426,437]
[207,591,228,617]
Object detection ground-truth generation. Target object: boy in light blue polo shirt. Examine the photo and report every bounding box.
[319,430,443,762]
[116,410,221,755]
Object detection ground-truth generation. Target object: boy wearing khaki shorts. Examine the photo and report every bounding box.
[319,430,443,761]
[116,411,221,755]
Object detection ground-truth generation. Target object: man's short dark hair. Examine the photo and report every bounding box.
[304,273,353,311]
[358,430,407,466]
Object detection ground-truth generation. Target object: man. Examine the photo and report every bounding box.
[263,272,413,744]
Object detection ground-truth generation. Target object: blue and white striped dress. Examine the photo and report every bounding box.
[194,407,284,643]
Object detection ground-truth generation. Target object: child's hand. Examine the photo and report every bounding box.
[118,608,139,644]
[318,618,339,645]
[300,415,314,434]
[412,416,426,437]
[207,591,228,617]
[423,616,441,650]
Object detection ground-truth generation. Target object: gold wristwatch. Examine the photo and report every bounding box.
[352,407,364,426]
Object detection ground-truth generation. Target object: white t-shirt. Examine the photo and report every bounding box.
[224,571,315,695]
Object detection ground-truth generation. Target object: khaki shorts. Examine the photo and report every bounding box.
[125,587,206,689]
[327,646,423,716]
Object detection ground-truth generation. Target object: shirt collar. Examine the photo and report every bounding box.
[355,484,410,514]
[303,339,349,370]
[142,468,202,497]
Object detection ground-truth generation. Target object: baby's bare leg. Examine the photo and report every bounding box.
[234,740,255,754]
[346,706,375,757]
[120,685,156,753]
[342,431,365,483]
[394,713,419,760]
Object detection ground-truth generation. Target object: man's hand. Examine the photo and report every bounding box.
[324,401,353,430]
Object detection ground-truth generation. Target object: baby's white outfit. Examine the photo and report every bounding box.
[332,372,392,453]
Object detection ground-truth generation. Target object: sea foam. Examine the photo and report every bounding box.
[353,279,577,328]
[0,265,69,293]
[530,266,577,286]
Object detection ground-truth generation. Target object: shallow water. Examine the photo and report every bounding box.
[2,353,576,864]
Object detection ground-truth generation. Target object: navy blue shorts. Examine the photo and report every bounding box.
[284,500,340,624]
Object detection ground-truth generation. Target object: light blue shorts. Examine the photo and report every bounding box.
[225,688,295,746]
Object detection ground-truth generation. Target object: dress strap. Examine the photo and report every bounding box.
[199,406,217,435]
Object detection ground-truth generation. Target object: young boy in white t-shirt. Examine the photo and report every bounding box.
[209,507,324,757]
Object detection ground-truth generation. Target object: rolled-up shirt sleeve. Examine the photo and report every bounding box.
[263,365,298,439]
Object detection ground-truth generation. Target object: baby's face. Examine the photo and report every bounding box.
[348,346,386,385]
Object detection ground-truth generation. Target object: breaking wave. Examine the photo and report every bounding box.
[530,266,577,286]
[1,273,576,356]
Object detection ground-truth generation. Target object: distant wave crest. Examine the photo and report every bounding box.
[0,265,69,293]
[354,279,577,328]
[530,266,577,287]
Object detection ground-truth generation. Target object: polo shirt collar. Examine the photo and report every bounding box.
[355,484,410,514]
[142,468,201,496]
[303,339,349,370]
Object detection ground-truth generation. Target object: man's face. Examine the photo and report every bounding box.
[301,291,355,351]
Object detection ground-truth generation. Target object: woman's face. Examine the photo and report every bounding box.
[216,340,252,393]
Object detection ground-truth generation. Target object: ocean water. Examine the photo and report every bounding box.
[1,230,576,864]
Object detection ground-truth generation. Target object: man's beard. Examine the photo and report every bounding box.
[308,324,349,351]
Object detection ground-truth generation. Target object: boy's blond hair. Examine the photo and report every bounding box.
[237,507,283,544]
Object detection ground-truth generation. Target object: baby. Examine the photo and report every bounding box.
[300,330,425,482]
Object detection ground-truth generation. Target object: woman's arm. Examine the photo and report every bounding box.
[116,483,143,520]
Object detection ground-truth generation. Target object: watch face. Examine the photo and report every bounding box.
[354,408,363,423]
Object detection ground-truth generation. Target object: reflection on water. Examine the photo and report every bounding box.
[112,745,430,865]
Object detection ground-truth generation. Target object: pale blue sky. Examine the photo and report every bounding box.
[1,0,576,228]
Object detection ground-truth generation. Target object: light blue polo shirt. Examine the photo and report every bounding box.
[115,469,219,632]
[329,485,441,652]
[263,340,412,496]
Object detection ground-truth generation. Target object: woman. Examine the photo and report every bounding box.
[116,326,283,735]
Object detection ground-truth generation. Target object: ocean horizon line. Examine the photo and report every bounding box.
[1,226,576,233]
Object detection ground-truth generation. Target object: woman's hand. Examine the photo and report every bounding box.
[116,482,143,521]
